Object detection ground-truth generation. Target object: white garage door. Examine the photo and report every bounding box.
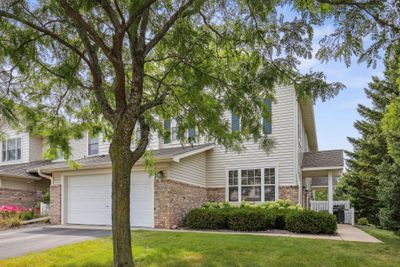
[66,172,154,227]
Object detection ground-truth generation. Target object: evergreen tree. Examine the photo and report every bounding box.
[342,48,400,225]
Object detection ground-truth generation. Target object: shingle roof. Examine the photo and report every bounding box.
[302,150,344,169]
[32,144,214,172]
[0,160,51,179]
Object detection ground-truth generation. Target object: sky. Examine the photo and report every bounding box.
[297,25,385,152]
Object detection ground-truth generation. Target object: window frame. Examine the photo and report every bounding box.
[87,134,99,156]
[225,166,278,202]
[2,137,22,162]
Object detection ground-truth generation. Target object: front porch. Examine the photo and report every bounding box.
[302,150,354,224]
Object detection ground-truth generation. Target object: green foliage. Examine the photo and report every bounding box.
[341,47,400,226]
[185,203,336,234]
[382,99,400,166]
[184,208,230,230]
[358,218,369,226]
[227,209,275,231]
[0,0,343,161]
[19,211,34,221]
[285,210,337,234]
[41,191,50,204]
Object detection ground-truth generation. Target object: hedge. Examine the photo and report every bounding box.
[184,206,337,234]
[184,208,230,229]
[228,209,275,231]
[285,210,337,234]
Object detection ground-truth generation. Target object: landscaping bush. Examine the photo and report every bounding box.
[358,217,369,226]
[285,210,337,234]
[19,211,34,221]
[228,208,275,231]
[184,200,337,234]
[184,208,231,229]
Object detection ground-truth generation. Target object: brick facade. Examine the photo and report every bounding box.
[0,188,37,208]
[279,186,299,204]
[207,187,225,202]
[154,179,207,228]
[50,184,61,224]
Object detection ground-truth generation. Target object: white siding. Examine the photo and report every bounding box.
[0,177,36,191]
[0,124,30,165]
[29,136,44,162]
[170,152,207,187]
[206,85,297,187]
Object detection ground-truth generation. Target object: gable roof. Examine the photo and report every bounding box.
[302,149,344,170]
[0,160,51,180]
[31,144,215,173]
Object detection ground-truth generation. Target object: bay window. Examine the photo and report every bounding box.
[2,138,21,162]
[227,167,276,202]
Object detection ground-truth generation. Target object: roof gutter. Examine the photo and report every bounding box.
[38,169,53,185]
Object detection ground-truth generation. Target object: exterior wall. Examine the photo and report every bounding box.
[0,123,30,165]
[29,136,44,162]
[169,152,207,187]
[154,179,207,228]
[0,177,36,191]
[50,184,61,224]
[206,85,297,188]
[207,187,225,202]
[279,186,299,204]
[0,188,37,208]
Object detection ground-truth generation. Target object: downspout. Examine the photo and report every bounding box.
[38,169,53,185]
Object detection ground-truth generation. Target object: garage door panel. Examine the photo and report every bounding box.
[67,172,153,227]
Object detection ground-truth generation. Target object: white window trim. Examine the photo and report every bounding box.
[87,133,99,156]
[2,137,22,162]
[225,165,279,203]
[169,119,189,145]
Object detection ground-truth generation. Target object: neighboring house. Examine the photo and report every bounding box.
[1,85,344,228]
[0,124,51,208]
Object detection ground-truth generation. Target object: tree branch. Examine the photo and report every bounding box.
[144,0,196,56]
[58,0,116,62]
[0,10,91,67]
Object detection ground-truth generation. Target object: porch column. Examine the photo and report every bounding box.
[328,171,333,214]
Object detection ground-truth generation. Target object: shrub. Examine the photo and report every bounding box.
[41,191,50,204]
[358,217,369,226]
[227,209,275,231]
[285,210,337,234]
[184,208,230,229]
[19,211,34,221]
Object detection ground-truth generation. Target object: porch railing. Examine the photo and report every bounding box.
[310,200,354,225]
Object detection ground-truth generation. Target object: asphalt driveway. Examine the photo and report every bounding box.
[0,225,111,260]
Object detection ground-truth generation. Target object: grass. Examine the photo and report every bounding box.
[0,226,399,267]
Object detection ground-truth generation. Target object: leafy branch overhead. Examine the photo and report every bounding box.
[0,0,342,157]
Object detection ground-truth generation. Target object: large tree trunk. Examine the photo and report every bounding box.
[110,139,136,267]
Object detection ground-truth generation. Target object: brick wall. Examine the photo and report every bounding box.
[207,187,225,202]
[154,179,207,228]
[50,184,61,224]
[279,186,299,204]
[0,188,37,208]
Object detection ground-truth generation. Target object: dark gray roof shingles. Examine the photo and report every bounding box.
[34,144,214,171]
[302,149,344,169]
[0,160,51,179]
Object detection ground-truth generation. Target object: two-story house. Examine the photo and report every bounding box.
[0,85,344,228]
[0,123,51,208]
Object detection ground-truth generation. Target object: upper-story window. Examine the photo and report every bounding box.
[88,135,99,155]
[163,119,195,144]
[231,99,271,134]
[2,138,21,162]
[227,167,276,202]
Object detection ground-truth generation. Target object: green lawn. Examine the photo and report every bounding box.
[1,226,399,267]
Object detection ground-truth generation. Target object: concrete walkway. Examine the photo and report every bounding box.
[48,224,382,243]
[337,224,382,243]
